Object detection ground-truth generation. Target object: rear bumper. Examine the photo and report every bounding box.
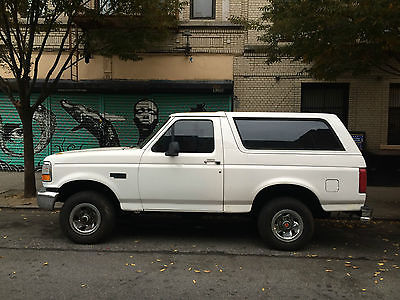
[360,205,373,223]
[37,188,59,210]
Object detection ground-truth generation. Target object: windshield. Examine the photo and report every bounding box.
[135,117,171,149]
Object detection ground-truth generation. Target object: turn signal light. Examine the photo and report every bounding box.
[359,168,367,193]
[42,174,51,182]
[42,162,52,182]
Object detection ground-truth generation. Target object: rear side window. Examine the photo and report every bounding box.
[234,118,344,151]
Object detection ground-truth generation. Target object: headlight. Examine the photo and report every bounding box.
[42,162,52,182]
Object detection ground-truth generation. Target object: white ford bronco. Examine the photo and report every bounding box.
[38,112,371,250]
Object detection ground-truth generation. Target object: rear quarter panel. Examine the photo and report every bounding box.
[221,114,366,213]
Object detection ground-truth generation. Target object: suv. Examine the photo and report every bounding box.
[38,112,371,250]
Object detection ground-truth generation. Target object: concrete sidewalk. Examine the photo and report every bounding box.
[0,172,399,220]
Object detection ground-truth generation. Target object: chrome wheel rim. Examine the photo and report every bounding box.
[69,203,101,235]
[271,209,303,243]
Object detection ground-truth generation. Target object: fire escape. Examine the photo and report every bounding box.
[68,25,80,81]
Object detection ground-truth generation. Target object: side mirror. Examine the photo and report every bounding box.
[165,141,180,156]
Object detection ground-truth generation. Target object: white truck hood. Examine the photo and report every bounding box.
[44,147,144,165]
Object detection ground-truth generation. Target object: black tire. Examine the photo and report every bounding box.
[60,191,116,244]
[257,197,314,251]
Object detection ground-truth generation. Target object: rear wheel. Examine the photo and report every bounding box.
[257,197,314,250]
[60,191,116,244]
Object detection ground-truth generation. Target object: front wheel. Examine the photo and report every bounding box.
[60,191,116,244]
[257,197,314,251]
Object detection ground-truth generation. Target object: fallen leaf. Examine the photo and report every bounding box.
[156,259,161,262]
[262,288,265,292]
[203,270,211,273]
[352,266,359,269]
[194,270,201,273]
[325,269,333,272]
[380,278,384,281]
[125,263,129,266]
[346,273,351,277]
[378,263,384,266]
[43,262,48,266]
[160,268,166,272]
[219,269,223,273]
[374,280,378,284]
[80,284,87,288]
[311,254,318,257]
[345,264,352,267]
[192,280,196,284]
[188,267,192,271]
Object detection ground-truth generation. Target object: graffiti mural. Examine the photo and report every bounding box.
[0,94,230,171]
[133,99,159,144]
[0,104,56,172]
[0,105,56,157]
[190,103,207,112]
[61,100,123,147]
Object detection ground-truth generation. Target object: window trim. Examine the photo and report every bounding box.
[151,119,215,153]
[233,117,345,152]
[190,0,216,20]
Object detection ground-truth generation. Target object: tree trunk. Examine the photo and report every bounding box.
[22,113,36,198]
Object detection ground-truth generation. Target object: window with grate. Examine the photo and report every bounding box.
[190,0,216,19]
[301,83,349,127]
[388,84,400,145]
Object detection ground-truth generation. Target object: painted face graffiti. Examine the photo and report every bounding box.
[0,105,56,158]
[133,99,159,144]
[60,100,123,148]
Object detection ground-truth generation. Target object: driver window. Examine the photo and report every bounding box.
[151,120,214,153]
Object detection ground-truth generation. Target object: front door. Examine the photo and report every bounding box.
[138,117,224,212]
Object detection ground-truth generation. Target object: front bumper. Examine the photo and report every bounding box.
[37,188,59,210]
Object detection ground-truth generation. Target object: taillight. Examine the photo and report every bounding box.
[359,168,367,193]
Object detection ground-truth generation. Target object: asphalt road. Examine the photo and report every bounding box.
[0,209,399,299]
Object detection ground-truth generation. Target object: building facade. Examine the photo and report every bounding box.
[0,0,399,171]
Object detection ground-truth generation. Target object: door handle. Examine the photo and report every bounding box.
[204,159,221,165]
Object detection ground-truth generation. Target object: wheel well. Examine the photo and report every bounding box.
[251,184,327,218]
[57,180,121,211]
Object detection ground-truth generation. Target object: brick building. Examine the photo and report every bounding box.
[0,0,399,171]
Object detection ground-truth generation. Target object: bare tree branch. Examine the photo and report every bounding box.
[0,0,22,77]
[29,6,65,98]
[375,65,400,77]
[23,0,41,83]
[0,75,17,105]
[384,63,400,74]
[9,1,25,64]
